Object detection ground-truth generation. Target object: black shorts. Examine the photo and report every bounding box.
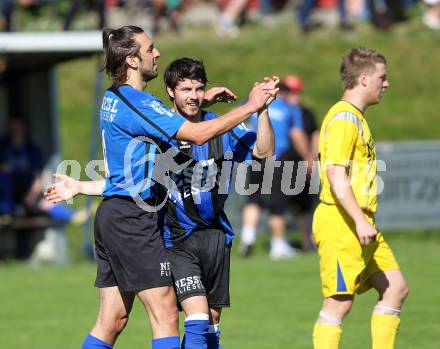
[245,158,316,215]
[167,229,231,308]
[94,196,173,292]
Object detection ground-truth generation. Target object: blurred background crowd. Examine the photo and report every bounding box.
[1,0,439,36]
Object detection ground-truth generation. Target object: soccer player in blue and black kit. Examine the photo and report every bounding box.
[45,26,278,349]
[161,58,275,349]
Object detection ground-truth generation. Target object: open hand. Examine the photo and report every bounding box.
[202,87,237,108]
[44,173,79,203]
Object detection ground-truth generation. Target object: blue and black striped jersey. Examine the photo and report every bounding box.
[163,111,256,248]
[100,85,186,202]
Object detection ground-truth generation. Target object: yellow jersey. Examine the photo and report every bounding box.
[318,100,378,212]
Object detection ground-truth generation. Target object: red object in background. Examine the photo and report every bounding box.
[282,75,304,93]
[317,0,337,9]
[217,0,228,10]
[105,0,118,7]
[219,0,261,11]
[248,0,259,10]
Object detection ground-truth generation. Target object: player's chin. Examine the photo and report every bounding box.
[147,67,158,78]
[185,107,199,117]
[378,90,386,99]
[371,96,382,104]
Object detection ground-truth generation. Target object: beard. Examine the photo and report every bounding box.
[142,66,158,82]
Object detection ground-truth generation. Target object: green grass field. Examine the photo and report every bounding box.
[2,14,440,349]
[1,231,439,348]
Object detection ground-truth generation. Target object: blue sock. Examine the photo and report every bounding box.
[181,320,210,349]
[47,203,75,221]
[152,336,180,349]
[207,325,222,349]
[82,334,112,349]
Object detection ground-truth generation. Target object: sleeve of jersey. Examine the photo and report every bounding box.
[290,105,304,129]
[325,119,358,167]
[250,113,258,131]
[230,123,256,162]
[125,99,186,142]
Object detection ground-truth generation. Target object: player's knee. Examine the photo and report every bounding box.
[96,313,129,336]
[338,301,353,317]
[396,280,409,303]
[114,314,130,334]
[386,279,409,305]
[169,307,180,326]
[323,296,353,319]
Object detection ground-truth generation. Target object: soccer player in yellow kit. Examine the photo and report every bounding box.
[312,47,409,349]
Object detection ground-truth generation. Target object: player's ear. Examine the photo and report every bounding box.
[126,55,139,69]
[166,86,175,99]
[360,72,368,87]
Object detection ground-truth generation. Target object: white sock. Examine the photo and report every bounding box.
[185,313,210,321]
[219,14,234,26]
[271,237,289,249]
[208,324,220,334]
[241,225,256,245]
[374,305,401,317]
[317,310,342,325]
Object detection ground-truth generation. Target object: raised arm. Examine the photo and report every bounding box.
[45,174,105,203]
[326,165,377,245]
[252,106,275,159]
[252,77,278,159]
[176,80,278,145]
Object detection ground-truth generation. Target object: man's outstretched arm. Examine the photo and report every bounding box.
[176,78,279,145]
[45,174,105,203]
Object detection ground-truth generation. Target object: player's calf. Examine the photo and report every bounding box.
[137,286,180,349]
[313,295,354,349]
[370,271,409,349]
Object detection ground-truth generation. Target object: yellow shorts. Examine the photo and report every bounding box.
[313,203,400,298]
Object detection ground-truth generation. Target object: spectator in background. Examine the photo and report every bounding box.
[0,0,14,31]
[278,74,319,252]
[0,117,88,228]
[0,117,51,259]
[152,0,190,34]
[0,117,44,216]
[0,117,44,259]
[298,0,354,34]
[366,0,407,29]
[0,117,89,262]
[215,0,249,38]
[63,0,106,30]
[1,0,67,32]
[239,78,313,259]
[422,0,440,29]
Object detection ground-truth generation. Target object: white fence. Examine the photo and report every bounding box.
[376,141,440,230]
